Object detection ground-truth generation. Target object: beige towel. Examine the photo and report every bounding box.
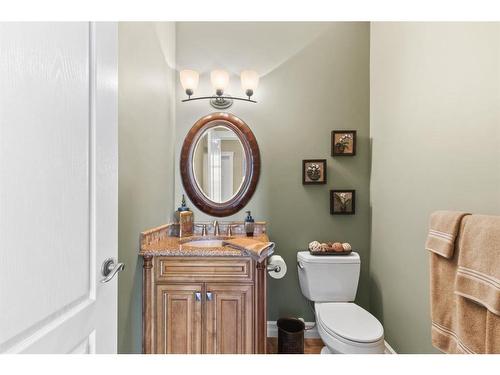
[455,215,500,316]
[429,215,500,354]
[425,211,470,258]
[431,292,500,353]
[222,238,275,263]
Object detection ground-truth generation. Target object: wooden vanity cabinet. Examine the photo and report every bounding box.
[142,256,267,354]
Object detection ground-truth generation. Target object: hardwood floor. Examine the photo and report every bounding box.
[266,337,325,354]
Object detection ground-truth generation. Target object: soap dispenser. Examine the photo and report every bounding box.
[244,210,255,237]
[175,194,193,238]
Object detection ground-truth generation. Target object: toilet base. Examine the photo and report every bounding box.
[320,346,332,354]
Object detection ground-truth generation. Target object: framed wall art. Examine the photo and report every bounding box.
[302,159,327,185]
[330,189,355,215]
[331,130,356,156]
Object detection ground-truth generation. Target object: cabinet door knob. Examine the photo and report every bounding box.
[206,292,213,301]
[194,292,201,301]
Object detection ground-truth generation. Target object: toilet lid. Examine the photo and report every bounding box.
[316,303,384,343]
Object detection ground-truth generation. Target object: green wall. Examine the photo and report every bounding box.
[175,22,371,321]
[118,22,176,353]
[118,21,500,354]
[369,22,500,353]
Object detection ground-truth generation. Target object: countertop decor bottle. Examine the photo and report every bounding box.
[244,210,255,237]
[175,195,193,238]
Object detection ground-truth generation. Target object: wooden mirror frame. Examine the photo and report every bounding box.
[180,113,261,217]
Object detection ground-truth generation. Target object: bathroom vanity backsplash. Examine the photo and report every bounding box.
[140,221,267,247]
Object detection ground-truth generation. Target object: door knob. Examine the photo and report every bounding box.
[101,258,125,283]
[206,292,213,301]
[194,292,201,301]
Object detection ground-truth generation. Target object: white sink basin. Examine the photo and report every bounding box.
[182,239,225,248]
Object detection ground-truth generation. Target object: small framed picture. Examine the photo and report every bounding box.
[330,190,356,215]
[332,130,356,156]
[302,159,327,184]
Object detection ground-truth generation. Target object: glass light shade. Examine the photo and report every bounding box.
[180,70,199,92]
[210,70,230,91]
[240,70,259,91]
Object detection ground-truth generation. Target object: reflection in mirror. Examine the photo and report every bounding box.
[192,126,246,203]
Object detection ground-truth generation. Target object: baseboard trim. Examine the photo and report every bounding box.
[384,341,397,354]
[267,321,397,354]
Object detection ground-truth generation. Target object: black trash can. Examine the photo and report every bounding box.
[277,317,305,354]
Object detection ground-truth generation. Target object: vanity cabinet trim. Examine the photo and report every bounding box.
[156,257,253,283]
[255,261,267,354]
[142,255,154,354]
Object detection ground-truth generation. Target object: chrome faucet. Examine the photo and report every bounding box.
[226,223,237,236]
[213,220,220,236]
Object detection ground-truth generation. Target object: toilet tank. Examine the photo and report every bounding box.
[297,251,360,302]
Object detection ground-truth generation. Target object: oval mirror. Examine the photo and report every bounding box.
[180,113,260,217]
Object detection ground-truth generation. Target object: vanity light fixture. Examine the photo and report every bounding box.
[180,70,199,98]
[180,69,258,109]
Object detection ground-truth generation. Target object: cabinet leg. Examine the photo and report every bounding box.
[142,255,153,353]
[256,260,267,354]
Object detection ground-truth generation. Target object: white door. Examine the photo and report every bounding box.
[0,22,119,353]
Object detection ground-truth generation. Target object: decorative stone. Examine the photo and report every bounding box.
[342,242,352,251]
[332,242,344,252]
[308,241,321,251]
[309,241,323,252]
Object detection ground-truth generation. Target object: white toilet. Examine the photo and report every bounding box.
[297,251,385,354]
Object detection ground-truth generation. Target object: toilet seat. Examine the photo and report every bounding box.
[316,302,384,343]
[315,302,385,353]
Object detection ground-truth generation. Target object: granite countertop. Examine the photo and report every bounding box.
[139,233,271,257]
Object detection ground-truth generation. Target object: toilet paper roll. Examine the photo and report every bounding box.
[267,255,287,279]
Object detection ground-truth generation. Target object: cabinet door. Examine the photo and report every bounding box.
[155,284,203,354]
[204,284,254,354]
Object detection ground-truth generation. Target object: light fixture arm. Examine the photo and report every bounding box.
[181,96,257,104]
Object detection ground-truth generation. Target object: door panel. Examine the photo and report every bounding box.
[205,284,253,354]
[0,22,117,353]
[155,284,203,354]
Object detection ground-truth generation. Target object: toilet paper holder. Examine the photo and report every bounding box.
[267,264,281,273]
[267,255,287,279]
